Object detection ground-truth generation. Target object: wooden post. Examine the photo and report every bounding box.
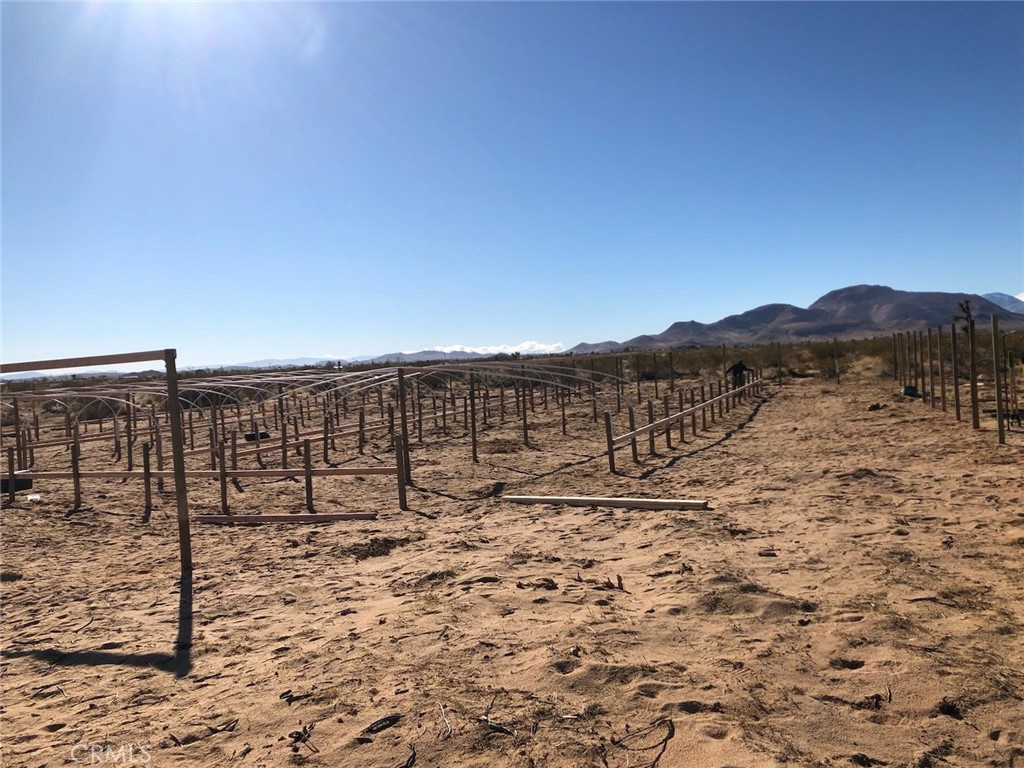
[905,332,913,387]
[112,412,122,461]
[209,425,218,470]
[469,373,478,463]
[143,443,152,517]
[628,406,639,463]
[499,385,506,422]
[927,327,936,408]
[71,441,82,510]
[207,405,218,449]
[164,351,193,572]
[604,411,616,474]
[5,447,14,504]
[303,440,314,513]
[280,418,289,469]
[646,400,657,455]
[677,390,686,442]
[231,432,238,470]
[1007,337,1019,430]
[417,390,424,443]
[395,435,408,510]
[560,390,567,435]
[690,387,697,435]
[358,408,366,455]
[910,332,918,392]
[615,358,622,414]
[152,410,165,492]
[937,325,947,412]
[397,369,411,480]
[951,321,962,421]
[700,385,707,431]
[968,318,980,429]
[12,399,22,470]
[992,316,1005,444]
[522,392,530,448]
[901,332,908,388]
[219,403,228,441]
[292,417,301,457]
[323,416,331,463]
[388,403,396,447]
[219,442,229,514]
[635,354,642,404]
[663,396,672,451]
[124,399,134,473]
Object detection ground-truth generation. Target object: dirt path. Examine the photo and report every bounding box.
[3,371,1022,767]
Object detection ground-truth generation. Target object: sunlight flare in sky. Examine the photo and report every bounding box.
[3,2,1021,365]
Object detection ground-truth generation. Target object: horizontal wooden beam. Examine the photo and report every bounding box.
[231,421,389,458]
[15,466,396,480]
[1,349,170,375]
[196,513,378,524]
[612,377,761,446]
[501,495,708,510]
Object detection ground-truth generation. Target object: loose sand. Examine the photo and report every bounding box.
[2,368,1023,767]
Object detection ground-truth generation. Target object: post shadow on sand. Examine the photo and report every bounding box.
[1,570,193,679]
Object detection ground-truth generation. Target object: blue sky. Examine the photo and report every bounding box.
[3,1,1022,368]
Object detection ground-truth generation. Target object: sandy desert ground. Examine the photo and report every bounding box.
[2,364,1023,768]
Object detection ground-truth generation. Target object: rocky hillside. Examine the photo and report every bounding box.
[570,285,1024,352]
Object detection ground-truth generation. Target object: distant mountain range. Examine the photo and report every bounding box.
[984,292,1024,315]
[220,349,491,369]
[569,285,1024,353]
[4,285,1022,381]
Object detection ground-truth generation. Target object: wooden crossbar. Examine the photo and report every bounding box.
[231,420,389,459]
[611,377,760,447]
[0,350,168,374]
[14,467,396,480]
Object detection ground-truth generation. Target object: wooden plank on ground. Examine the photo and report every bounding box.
[501,495,708,510]
[196,512,378,524]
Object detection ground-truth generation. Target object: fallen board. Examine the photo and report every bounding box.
[500,495,708,510]
[196,513,378,524]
